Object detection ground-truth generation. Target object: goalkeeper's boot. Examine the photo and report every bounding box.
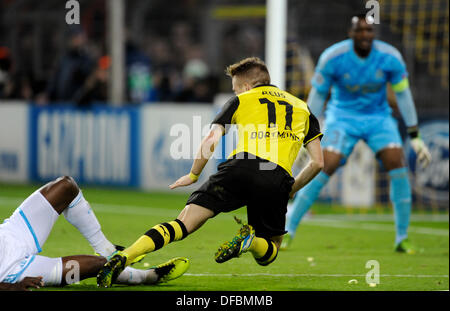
[153,257,190,284]
[280,233,293,250]
[95,245,147,265]
[395,238,417,254]
[97,251,128,288]
[215,217,255,263]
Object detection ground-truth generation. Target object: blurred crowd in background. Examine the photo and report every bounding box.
[0,0,227,106]
[0,5,222,106]
[0,0,448,115]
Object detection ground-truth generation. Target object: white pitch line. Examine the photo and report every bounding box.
[312,213,449,222]
[303,219,449,236]
[184,273,449,278]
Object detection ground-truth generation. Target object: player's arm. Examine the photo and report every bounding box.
[0,277,44,291]
[391,78,431,168]
[169,124,224,189]
[290,113,324,198]
[169,96,239,189]
[306,87,328,117]
[307,48,334,116]
[290,138,324,198]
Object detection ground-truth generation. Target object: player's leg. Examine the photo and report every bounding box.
[14,255,105,286]
[0,176,78,255]
[246,234,283,266]
[121,203,213,266]
[244,194,289,266]
[116,163,245,268]
[98,163,245,287]
[97,204,212,288]
[283,121,358,248]
[216,164,292,266]
[62,256,189,286]
[215,223,280,267]
[118,171,239,268]
[17,254,189,287]
[40,176,116,257]
[378,147,415,252]
[368,115,415,253]
[117,257,190,285]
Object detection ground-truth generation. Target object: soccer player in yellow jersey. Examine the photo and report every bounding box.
[97,57,324,288]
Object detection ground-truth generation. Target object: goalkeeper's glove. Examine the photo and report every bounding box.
[408,126,432,168]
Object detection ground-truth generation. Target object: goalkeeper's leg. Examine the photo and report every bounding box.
[379,147,415,253]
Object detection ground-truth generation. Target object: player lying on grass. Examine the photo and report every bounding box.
[282,14,432,254]
[0,176,189,290]
[97,57,324,288]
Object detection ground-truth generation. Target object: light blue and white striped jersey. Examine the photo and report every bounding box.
[312,39,408,116]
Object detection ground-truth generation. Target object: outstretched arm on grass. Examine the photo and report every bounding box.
[170,124,224,189]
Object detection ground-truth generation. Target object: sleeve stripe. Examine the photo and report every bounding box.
[373,40,405,65]
[211,96,240,128]
[317,40,351,70]
[303,133,323,146]
[391,78,409,93]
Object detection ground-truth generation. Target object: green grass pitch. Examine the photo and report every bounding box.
[0,183,448,291]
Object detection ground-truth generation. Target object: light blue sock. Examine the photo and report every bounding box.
[286,171,330,236]
[389,167,412,245]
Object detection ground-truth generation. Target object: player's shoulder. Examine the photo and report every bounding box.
[318,39,352,66]
[245,85,307,110]
[282,89,309,111]
[372,40,405,63]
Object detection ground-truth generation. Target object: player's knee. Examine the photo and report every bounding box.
[378,147,405,171]
[322,150,343,176]
[322,159,339,176]
[384,158,405,171]
[56,176,80,200]
[322,164,337,176]
[40,176,80,213]
[51,176,80,209]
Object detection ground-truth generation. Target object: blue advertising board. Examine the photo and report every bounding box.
[28,105,140,187]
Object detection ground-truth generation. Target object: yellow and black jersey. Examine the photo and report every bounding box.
[212,84,323,176]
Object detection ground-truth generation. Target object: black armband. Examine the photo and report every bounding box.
[407,126,419,139]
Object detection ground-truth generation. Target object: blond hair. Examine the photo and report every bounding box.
[225,57,270,87]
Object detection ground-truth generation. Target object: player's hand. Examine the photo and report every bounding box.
[13,277,44,291]
[169,174,197,189]
[410,137,432,168]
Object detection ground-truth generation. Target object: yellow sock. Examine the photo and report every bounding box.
[248,236,269,258]
[248,237,278,266]
[123,235,155,265]
[123,219,188,266]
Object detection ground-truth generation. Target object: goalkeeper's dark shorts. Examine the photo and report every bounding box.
[186,152,294,238]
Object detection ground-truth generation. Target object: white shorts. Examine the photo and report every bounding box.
[0,190,62,285]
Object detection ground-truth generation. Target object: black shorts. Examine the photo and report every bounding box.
[186,152,295,238]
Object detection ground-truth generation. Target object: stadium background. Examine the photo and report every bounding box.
[0,0,448,210]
